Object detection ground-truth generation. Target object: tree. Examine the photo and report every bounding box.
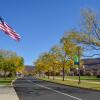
[67,9,100,48]
[61,35,78,58]
[40,53,53,79]
[81,9,100,41]
[16,57,24,74]
[60,32,84,82]
[0,49,24,78]
[63,9,100,57]
[34,53,48,77]
[50,45,66,81]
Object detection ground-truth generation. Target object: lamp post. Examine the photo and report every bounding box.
[78,46,81,84]
[74,46,81,84]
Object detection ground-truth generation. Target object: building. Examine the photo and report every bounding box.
[83,58,100,75]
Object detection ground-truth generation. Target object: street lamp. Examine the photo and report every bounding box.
[77,46,81,84]
[74,46,81,84]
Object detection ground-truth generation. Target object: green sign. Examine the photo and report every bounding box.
[74,55,79,65]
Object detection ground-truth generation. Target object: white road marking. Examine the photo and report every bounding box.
[27,80,82,100]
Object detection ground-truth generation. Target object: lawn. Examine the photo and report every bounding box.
[0,77,16,85]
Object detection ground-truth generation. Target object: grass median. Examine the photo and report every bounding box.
[0,77,16,85]
[40,76,100,91]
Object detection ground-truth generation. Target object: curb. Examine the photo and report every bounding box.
[11,77,18,86]
[11,77,20,100]
[40,78,100,92]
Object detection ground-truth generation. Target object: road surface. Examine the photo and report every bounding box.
[13,77,100,100]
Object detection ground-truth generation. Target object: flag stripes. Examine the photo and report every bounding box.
[0,17,21,41]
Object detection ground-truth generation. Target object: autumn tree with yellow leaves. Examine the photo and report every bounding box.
[0,49,24,79]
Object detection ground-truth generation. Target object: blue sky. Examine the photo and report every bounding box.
[0,0,99,65]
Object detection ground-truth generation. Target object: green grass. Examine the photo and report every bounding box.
[40,76,100,91]
[0,77,16,85]
[56,76,100,82]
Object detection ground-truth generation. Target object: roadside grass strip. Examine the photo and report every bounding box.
[40,77,100,91]
[0,77,17,86]
[55,76,100,82]
[54,77,100,84]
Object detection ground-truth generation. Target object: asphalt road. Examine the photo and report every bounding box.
[13,77,100,100]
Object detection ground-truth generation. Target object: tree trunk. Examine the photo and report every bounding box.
[43,72,45,78]
[62,65,65,81]
[53,66,55,80]
[48,70,49,79]
[4,71,7,80]
[11,72,15,77]
[39,71,41,77]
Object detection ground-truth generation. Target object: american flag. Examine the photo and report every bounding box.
[0,17,21,41]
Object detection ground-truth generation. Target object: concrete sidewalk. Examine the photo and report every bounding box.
[0,86,19,100]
